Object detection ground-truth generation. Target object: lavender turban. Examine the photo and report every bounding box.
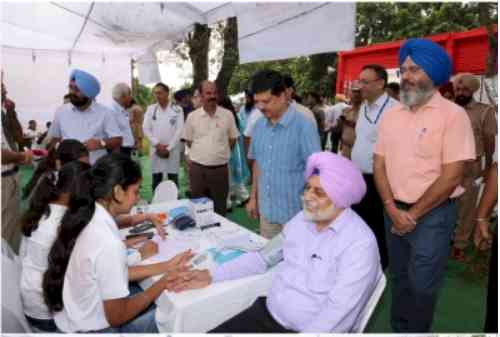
[69,69,101,99]
[304,152,366,208]
[399,38,452,86]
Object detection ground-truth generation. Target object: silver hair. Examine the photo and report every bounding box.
[112,83,131,100]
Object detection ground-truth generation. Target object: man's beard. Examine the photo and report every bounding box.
[455,95,473,107]
[70,94,90,108]
[400,79,434,108]
[302,198,338,222]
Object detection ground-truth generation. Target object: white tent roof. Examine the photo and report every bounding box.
[1,2,355,62]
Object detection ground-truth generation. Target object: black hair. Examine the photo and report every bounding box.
[282,74,295,90]
[153,82,170,93]
[361,64,388,87]
[244,89,255,113]
[249,69,286,96]
[63,94,71,100]
[43,154,142,313]
[23,140,89,200]
[387,82,400,94]
[306,92,321,105]
[21,161,91,237]
[219,96,240,130]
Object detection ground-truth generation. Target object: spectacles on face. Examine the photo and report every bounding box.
[359,78,382,86]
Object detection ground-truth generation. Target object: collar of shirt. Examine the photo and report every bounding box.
[71,100,96,113]
[94,202,121,240]
[304,207,352,235]
[401,90,443,113]
[364,92,388,111]
[201,106,222,118]
[112,100,127,114]
[464,98,478,110]
[156,102,172,113]
[266,104,294,128]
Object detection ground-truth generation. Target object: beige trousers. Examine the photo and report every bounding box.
[454,160,482,250]
[2,174,21,252]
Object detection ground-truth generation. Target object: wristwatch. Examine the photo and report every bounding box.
[100,139,106,149]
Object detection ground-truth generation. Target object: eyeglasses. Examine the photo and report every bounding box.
[358,78,382,86]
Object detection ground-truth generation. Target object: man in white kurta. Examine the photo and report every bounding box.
[143,83,184,192]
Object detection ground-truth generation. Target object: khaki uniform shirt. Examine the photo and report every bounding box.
[463,99,497,158]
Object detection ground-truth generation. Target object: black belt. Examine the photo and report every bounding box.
[2,166,18,177]
[395,198,454,211]
[191,161,227,169]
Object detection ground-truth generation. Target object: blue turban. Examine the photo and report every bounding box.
[399,38,452,86]
[69,69,101,99]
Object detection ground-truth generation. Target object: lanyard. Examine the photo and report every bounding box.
[152,104,159,121]
[364,96,390,125]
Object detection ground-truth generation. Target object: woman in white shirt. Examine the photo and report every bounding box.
[42,154,193,333]
[20,161,91,332]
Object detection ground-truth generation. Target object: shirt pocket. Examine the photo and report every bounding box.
[307,256,336,294]
[414,128,440,158]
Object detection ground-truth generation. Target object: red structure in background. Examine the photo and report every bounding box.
[336,25,498,94]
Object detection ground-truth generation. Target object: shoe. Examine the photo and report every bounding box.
[451,247,466,262]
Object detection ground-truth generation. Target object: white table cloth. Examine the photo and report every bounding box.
[122,200,274,332]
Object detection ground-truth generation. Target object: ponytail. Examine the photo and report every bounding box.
[43,153,141,312]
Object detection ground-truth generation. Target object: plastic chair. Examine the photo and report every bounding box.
[2,241,32,333]
[352,273,387,332]
[152,180,178,204]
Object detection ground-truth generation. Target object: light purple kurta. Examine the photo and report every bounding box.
[209,208,382,332]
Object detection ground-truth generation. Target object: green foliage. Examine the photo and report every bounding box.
[131,77,153,111]
[355,2,497,47]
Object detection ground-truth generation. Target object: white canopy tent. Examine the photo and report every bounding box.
[1,2,355,127]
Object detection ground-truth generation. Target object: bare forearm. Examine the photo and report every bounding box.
[1,149,23,165]
[116,213,147,229]
[251,161,259,199]
[105,280,165,327]
[410,173,462,220]
[128,262,168,281]
[477,163,498,219]
[373,155,395,208]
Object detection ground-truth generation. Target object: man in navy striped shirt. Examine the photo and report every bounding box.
[246,70,321,239]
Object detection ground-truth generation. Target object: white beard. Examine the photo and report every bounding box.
[302,200,338,222]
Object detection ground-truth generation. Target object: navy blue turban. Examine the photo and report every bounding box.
[399,38,452,86]
[69,69,101,99]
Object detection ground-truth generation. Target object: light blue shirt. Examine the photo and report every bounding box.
[210,208,382,332]
[249,105,321,224]
[48,101,122,164]
[111,101,135,148]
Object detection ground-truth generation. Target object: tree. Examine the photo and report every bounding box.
[215,17,239,98]
[131,77,153,111]
[187,23,211,91]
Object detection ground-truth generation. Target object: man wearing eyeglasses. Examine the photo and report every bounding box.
[351,64,399,271]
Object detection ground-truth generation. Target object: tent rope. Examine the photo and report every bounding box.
[70,2,95,52]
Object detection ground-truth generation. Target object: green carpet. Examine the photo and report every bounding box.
[19,156,489,333]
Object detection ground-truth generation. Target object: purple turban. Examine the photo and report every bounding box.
[304,152,366,208]
[69,69,101,99]
[399,38,452,86]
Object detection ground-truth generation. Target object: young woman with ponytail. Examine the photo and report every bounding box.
[20,160,91,332]
[43,153,193,333]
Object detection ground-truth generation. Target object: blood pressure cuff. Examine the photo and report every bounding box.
[258,232,285,268]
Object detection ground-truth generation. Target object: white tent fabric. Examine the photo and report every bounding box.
[1,2,355,127]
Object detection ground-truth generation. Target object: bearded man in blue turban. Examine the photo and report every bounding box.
[47,69,123,164]
[373,39,476,332]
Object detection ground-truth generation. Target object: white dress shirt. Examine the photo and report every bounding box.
[351,93,399,174]
[48,101,122,164]
[143,102,184,174]
[111,101,135,148]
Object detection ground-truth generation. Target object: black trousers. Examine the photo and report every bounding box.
[352,173,389,270]
[152,173,178,193]
[189,162,228,216]
[120,146,133,157]
[485,233,497,332]
[330,131,340,153]
[209,297,295,333]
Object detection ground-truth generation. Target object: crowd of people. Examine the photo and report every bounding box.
[0,37,497,333]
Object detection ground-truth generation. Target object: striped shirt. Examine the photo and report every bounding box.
[249,105,321,224]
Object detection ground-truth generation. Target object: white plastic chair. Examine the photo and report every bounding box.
[2,240,32,333]
[152,180,178,204]
[352,273,387,333]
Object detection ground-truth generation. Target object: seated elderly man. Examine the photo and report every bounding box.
[171,151,382,333]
